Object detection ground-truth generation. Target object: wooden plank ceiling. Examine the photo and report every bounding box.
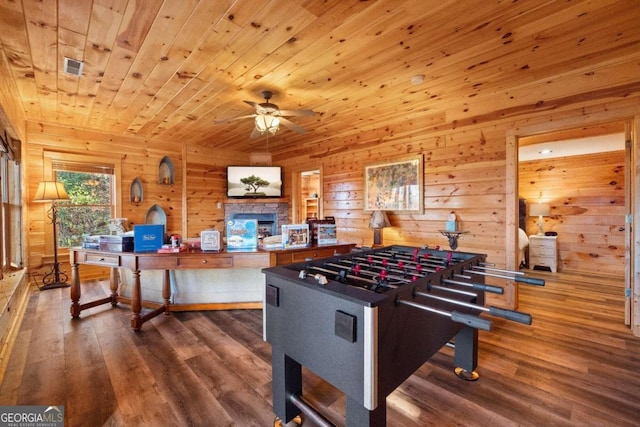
[1,0,640,158]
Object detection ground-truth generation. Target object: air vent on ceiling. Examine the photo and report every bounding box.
[63,57,84,76]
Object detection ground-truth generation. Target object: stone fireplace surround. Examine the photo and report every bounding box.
[224,200,288,237]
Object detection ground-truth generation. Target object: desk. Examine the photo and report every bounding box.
[69,243,355,330]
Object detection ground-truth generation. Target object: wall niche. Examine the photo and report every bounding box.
[130,177,143,204]
[159,156,175,185]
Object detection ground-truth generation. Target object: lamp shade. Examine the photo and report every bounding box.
[255,114,280,135]
[529,203,550,217]
[33,181,70,202]
[369,210,391,229]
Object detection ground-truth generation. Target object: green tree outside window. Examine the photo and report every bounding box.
[55,171,113,247]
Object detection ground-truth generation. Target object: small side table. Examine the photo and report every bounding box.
[528,235,558,272]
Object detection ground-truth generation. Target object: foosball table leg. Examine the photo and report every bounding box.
[453,325,480,381]
[273,415,302,427]
[272,349,303,424]
[346,396,386,427]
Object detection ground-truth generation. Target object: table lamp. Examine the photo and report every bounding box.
[369,210,390,246]
[529,203,550,235]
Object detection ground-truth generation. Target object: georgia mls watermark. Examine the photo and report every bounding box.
[0,406,64,427]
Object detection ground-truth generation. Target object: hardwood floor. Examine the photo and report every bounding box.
[1,272,639,426]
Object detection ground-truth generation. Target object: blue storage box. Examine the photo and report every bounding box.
[134,224,165,252]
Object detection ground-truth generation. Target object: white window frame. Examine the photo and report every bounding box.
[1,154,22,272]
[43,151,123,257]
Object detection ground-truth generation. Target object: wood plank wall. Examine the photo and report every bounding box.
[25,121,183,281]
[315,129,508,255]
[519,151,626,277]
[276,127,513,305]
[274,97,640,307]
[0,56,26,142]
[183,143,249,237]
[24,126,249,273]
[21,96,640,308]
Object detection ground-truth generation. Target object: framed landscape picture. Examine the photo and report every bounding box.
[364,155,423,212]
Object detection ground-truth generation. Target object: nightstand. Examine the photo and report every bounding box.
[529,235,558,273]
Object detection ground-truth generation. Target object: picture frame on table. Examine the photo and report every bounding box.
[364,155,423,212]
[282,224,309,249]
[201,229,221,251]
[316,223,338,245]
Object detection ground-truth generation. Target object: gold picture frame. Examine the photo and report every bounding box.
[364,155,423,212]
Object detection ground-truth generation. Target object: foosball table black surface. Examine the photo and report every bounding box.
[263,245,513,427]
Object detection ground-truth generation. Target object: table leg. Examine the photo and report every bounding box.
[109,267,119,306]
[70,262,81,318]
[131,270,143,330]
[162,269,171,315]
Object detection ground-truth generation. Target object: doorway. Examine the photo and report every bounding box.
[516,121,631,325]
[297,169,320,222]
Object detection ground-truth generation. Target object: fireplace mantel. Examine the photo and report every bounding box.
[224,197,290,204]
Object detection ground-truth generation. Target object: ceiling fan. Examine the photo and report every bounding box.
[215,90,315,139]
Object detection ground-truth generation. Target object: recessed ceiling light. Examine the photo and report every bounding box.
[411,74,425,85]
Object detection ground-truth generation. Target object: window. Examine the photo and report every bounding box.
[55,167,114,248]
[0,154,22,271]
[44,152,123,252]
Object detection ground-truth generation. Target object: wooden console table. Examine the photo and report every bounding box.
[69,243,355,331]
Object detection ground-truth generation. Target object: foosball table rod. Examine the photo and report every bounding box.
[413,290,532,325]
[273,393,335,427]
[395,296,486,381]
[395,297,492,331]
[465,268,546,286]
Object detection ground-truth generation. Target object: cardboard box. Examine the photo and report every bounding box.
[316,223,338,245]
[201,229,221,251]
[82,235,101,250]
[99,235,134,252]
[226,219,258,249]
[307,218,335,243]
[282,224,309,249]
[134,224,165,252]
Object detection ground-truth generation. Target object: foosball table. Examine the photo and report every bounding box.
[262,245,543,427]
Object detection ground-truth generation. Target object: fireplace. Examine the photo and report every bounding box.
[224,201,288,239]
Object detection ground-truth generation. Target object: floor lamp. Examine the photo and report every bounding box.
[33,181,71,290]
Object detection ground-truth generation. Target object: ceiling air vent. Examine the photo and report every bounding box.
[63,57,84,76]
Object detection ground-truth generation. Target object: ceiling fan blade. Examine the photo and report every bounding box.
[250,127,263,139]
[277,109,315,117]
[244,100,259,108]
[278,117,307,134]
[214,114,256,124]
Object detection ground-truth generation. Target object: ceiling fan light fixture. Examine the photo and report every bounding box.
[255,114,280,135]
